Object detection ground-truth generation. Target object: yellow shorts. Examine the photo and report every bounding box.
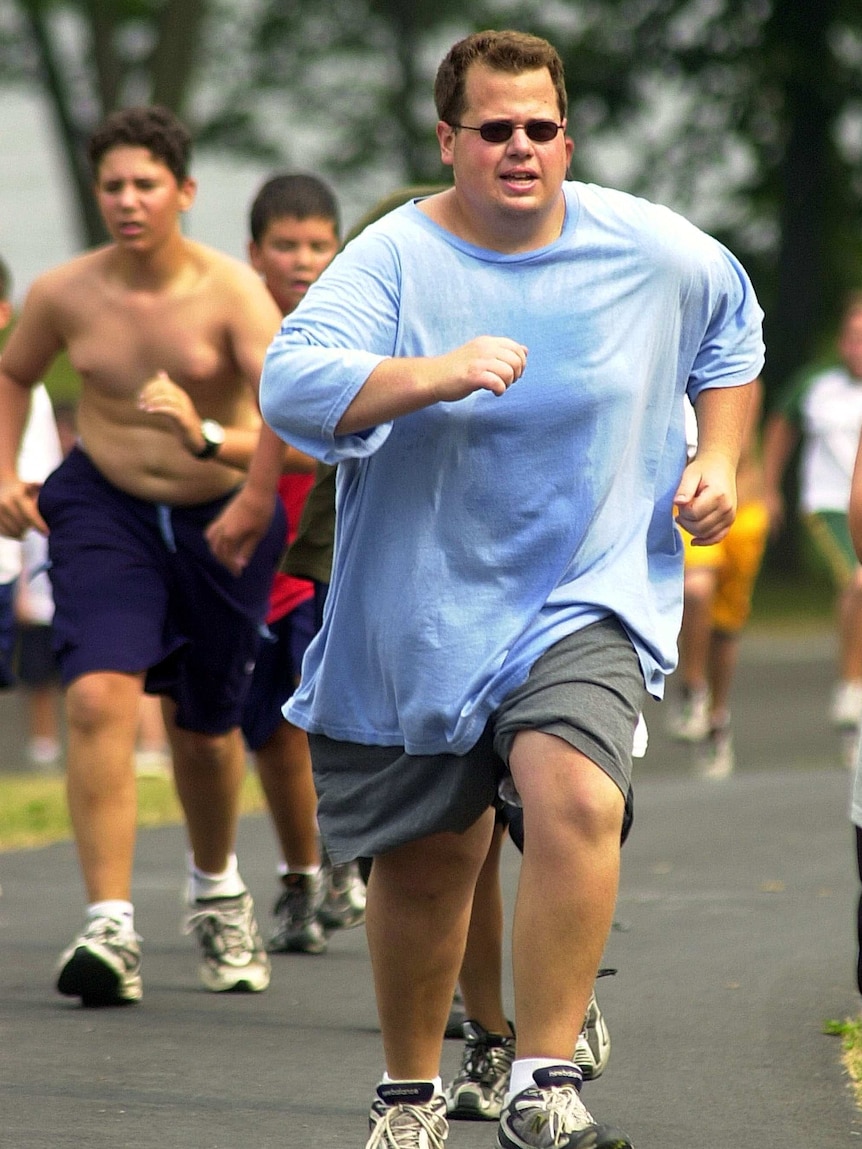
[681,500,769,632]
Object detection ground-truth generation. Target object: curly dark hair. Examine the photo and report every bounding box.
[88,106,192,184]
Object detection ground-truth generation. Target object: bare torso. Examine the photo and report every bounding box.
[7,240,280,506]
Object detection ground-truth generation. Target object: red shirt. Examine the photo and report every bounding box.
[266,473,315,624]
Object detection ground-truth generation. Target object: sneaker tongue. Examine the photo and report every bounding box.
[532,1064,583,1091]
[377,1080,436,1106]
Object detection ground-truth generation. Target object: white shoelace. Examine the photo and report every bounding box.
[366,1103,447,1149]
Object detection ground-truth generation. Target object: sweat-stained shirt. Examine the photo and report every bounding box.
[260,182,764,756]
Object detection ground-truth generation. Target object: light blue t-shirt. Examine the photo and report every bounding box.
[260,182,764,755]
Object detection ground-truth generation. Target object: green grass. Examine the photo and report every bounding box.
[749,568,834,630]
[0,771,266,853]
[0,569,835,854]
[825,1018,862,1104]
[0,320,81,405]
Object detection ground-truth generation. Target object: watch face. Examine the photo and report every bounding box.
[202,420,225,446]
[196,419,225,458]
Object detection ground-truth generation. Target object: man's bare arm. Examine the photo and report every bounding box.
[674,380,756,546]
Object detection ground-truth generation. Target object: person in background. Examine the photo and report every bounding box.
[0,254,23,694]
[762,294,862,761]
[666,381,768,777]
[260,28,763,1149]
[844,414,862,996]
[0,256,65,769]
[141,173,366,952]
[0,106,285,1006]
[13,388,66,772]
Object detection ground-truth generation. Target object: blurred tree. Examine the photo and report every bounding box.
[3,0,280,246]
[5,0,862,404]
[247,0,862,397]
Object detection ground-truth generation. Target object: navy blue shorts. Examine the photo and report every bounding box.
[38,447,285,735]
[0,578,16,689]
[241,597,316,752]
[16,623,60,687]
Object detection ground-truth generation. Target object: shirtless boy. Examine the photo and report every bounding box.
[0,106,285,1005]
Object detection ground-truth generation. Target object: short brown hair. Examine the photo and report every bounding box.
[434,30,568,126]
[249,174,340,245]
[88,106,192,184]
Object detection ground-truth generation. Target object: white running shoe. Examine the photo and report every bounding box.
[184,891,270,992]
[497,1065,632,1149]
[56,915,142,1006]
[695,723,735,780]
[318,860,366,932]
[573,990,611,1080]
[268,871,327,954]
[831,680,862,729]
[665,687,710,742]
[445,1020,516,1120]
[367,1081,449,1149]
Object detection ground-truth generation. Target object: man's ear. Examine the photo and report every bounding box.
[437,121,457,168]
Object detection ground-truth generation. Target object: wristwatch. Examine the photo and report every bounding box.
[194,419,225,460]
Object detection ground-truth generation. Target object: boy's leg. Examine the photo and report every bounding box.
[65,670,144,901]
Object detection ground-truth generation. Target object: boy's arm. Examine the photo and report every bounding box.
[204,268,288,575]
[850,431,862,562]
[0,280,64,537]
[137,372,315,473]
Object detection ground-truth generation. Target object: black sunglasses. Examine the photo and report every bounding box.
[450,119,564,144]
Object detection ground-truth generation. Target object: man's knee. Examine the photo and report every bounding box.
[513,736,624,844]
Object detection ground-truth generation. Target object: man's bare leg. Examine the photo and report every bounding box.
[509,730,624,1060]
[367,809,496,1080]
[64,670,144,901]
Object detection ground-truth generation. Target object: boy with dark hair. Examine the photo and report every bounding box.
[0,104,286,1006]
[140,172,365,951]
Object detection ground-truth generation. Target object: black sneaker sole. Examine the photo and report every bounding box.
[497,1123,633,1149]
[448,1094,501,1121]
[57,949,137,1007]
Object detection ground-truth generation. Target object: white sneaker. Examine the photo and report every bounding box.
[695,723,735,780]
[665,687,710,742]
[445,1021,515,1120]
[56,915,143,1006]
[573,990,611,1080]
[318,860,366,931]
[831,681,862,729]
[368,1081,448,1149]
[496,1065,632,1149]
[268,871,327,954]
[184,891,270,992]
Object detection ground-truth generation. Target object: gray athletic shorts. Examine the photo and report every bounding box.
[309,616,647,862]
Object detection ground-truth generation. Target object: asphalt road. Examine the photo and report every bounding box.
[0,623,859,1147]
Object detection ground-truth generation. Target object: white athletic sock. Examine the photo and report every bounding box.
[187,853,246,902]
[87,900,134,930]
[276,862,321,878]
[381,1073,443,1096]
[507,1058,578,1102]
